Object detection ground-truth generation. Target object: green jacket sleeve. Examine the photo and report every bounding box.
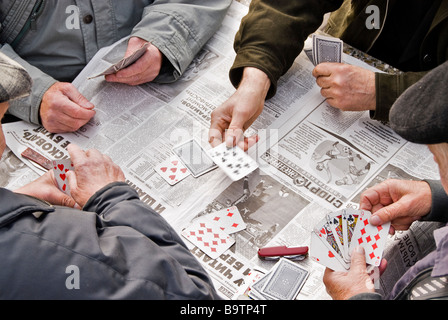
[230,0,343,99]
[372,70,428,122]
[0,43,57,125]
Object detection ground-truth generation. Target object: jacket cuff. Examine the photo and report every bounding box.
[371,73,399,122]
[348,292,383,300]
[422,180,448,223]
[83,181,139,214]
[230,47,281,100]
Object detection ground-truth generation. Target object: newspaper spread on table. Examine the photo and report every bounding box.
[3,1,444,300]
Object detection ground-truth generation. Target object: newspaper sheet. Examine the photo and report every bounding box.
[3,0,444,300]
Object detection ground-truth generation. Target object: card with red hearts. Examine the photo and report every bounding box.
[154,156,191,185]
[310,209,390,271]
[52,159,74,196]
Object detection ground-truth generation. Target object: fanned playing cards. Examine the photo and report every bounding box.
[310,209,390,271]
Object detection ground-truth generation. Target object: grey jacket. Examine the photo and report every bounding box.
[0,182,219,299]
[0,0,231,125]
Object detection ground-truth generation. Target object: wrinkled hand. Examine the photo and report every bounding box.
[105,37,163,86]
[40,82,96,133]
[67,144,125,208]
[209,67,270,150]
[14,170,78,208]
[323,246,383,300]
[359,179,432,234]
[312,63,376,111]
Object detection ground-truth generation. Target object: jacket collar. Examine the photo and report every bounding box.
[0,188,54,228]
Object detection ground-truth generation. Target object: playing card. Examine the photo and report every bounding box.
[345,208,360,246]
[304,48,315,66]
[155,156,191,185]
[249,271,274,300]
[327,210,349,262]
[310,230,349,272]
[88,42,149,79]
[181,220,235,259]
[349,210,390,266]
[207,143,258,181]
[312,34,343,65]
[260,258,309,300]
[173,139,217,178]
[313,217,349,269]
[52,159,74,195]
[199,206,246,234]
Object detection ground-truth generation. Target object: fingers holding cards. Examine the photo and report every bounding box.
[310,209,390,271]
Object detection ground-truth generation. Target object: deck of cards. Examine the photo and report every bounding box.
[310,209,390,272]
[305,34,343,66]
[181,206,246,259]
[88,42,149,79]
[248,259,309,300]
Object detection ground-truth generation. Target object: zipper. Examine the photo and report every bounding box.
[11,0,46,47]
[365,0,390,52]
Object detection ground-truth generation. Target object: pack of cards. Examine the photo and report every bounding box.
[181,206,246,259]
[248,258,309,300]
[88,42,149,79]
[310,209,390,271]
[305,34,343,66]
[207,143,258,181]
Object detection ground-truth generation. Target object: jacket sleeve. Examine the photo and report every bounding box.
[421,180,448,223]
[229,0,343,99]
[372,70,428,122]
[131,0,232,83]
[83,182,220,299]
[0,43,57,125]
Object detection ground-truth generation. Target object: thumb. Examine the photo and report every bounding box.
[64,84,95,110]
[350,246,368,274]
[369,202,401,226]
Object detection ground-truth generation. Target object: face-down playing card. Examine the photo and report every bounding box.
[172,138,217,178]
[181,220,235,259]
[52,159,74,196]
[312,34,343,65]
[207,143,258,181]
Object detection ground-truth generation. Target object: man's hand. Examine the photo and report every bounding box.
[323,246,381,300]
[67,144,125,208]
[209,67,270,150]
[105,37,163,86]
[14,170,78,208]
[40,82,95,133]
[313,63,376,111]
[359,179,432,234]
